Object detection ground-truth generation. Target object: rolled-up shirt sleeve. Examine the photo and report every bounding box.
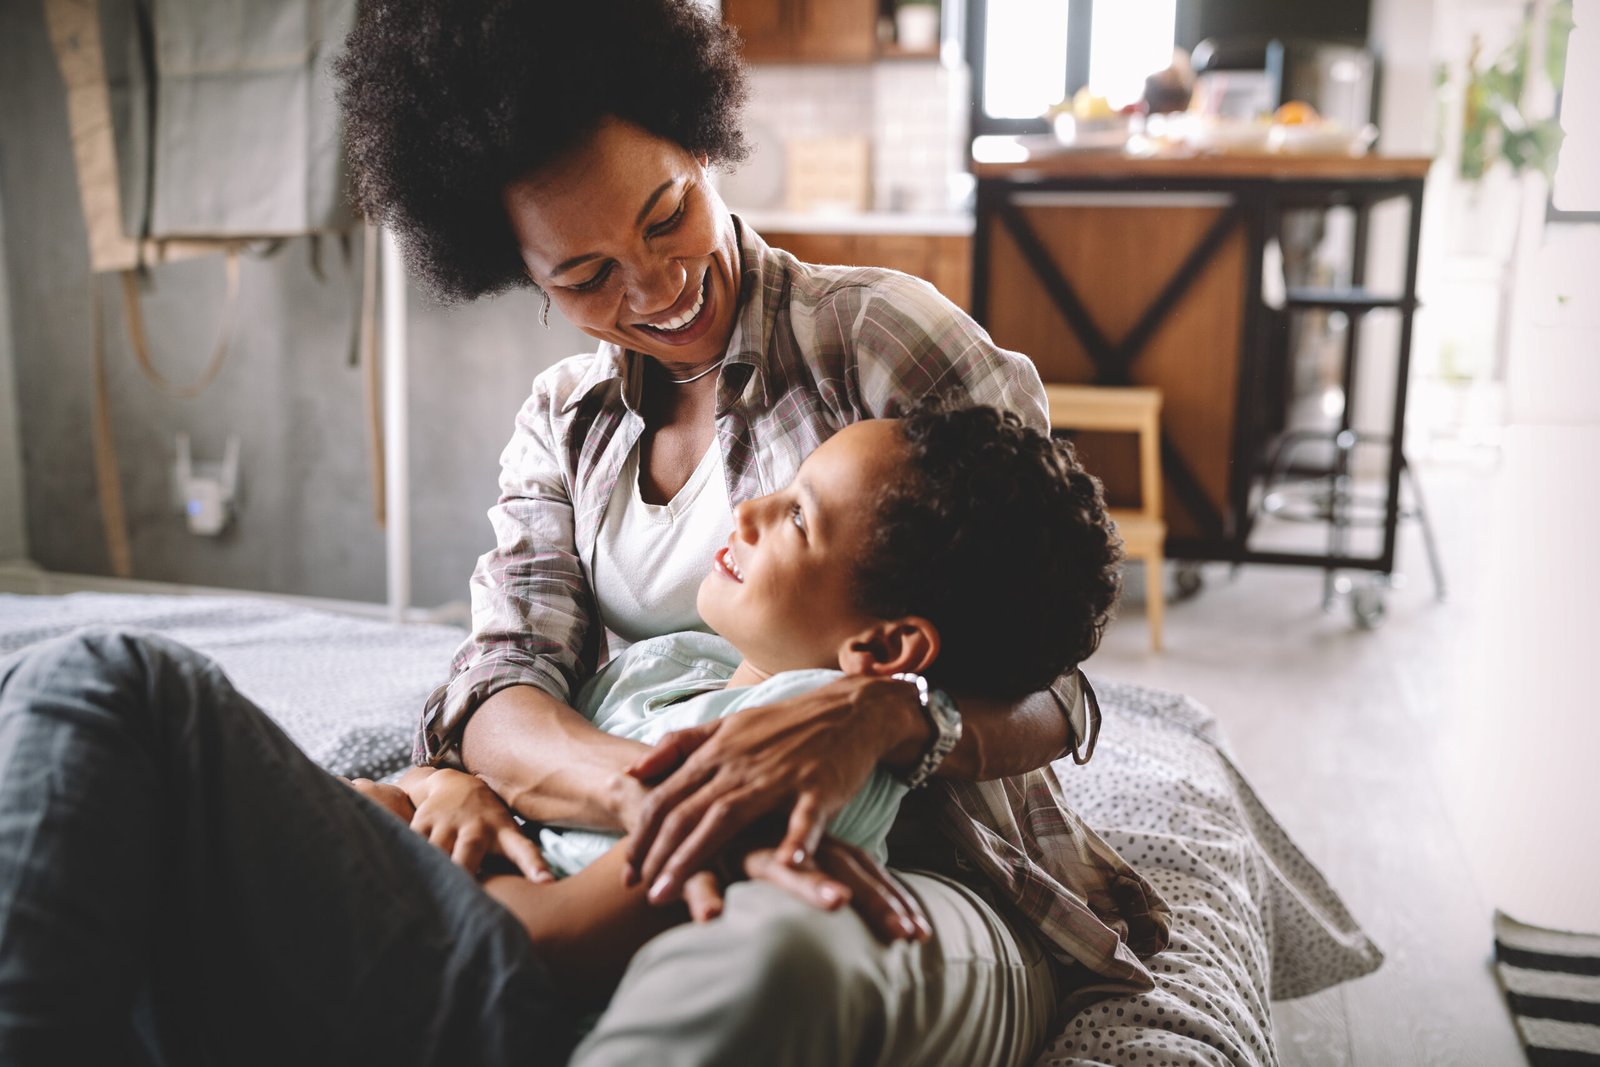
[416,378,594,766]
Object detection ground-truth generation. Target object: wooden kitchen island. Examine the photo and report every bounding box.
[971,140,1431,590]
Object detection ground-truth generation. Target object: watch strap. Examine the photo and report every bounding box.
[893,673,963,790]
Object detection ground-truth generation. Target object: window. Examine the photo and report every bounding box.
[1550,0,1598,220]
[967,0,1178,135]
[1089,1,1179,109]
[981,1,1071,120]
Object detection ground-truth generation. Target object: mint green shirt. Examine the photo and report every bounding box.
[539,631,908,877]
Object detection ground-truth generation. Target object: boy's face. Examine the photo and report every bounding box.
[698,420,907,676]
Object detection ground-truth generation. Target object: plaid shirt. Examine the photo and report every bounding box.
[419,219,1169,992]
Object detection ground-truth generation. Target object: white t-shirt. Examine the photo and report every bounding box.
[587,441,735,660]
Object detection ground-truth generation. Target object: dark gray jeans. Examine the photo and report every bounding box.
[0,629,565,1066]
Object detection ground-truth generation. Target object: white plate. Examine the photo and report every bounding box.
[1051,113,1136,150]
[1267,123,1378,155]
[1184,118,1272,154]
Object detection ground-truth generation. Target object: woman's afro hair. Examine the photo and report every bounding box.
[855,401,1124,700]
[335,0,749,302]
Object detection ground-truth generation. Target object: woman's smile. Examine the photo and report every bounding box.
[637,271,714,345]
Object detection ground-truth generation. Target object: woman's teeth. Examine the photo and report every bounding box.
[725,546,744,581]
[649,280,705,332]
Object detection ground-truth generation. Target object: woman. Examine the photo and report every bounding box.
[332,2,1163,1066]
[0,1,1163,1063]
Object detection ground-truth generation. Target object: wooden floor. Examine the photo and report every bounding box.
[1092,426,1599,1067]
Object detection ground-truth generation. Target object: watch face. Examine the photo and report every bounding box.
[928,688,963,735]
[898,677,962,791]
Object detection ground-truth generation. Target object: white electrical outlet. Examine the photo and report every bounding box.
[174,433,240,536]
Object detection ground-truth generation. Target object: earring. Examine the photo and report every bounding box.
[540,291,550,329]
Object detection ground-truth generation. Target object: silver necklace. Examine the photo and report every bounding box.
[663,358,725,385]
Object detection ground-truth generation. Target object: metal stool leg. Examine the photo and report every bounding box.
[1401,456,1448,602]
[1323,430,1358,611]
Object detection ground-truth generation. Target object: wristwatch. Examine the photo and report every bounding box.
[891,672,963,790]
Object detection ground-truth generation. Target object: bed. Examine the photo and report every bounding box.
[0,591,1383,1066]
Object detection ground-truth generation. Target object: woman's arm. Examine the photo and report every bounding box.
[623,674,1077,902]
[420,369,598,770]
[460,684,649,831]
[881,685,1073,781]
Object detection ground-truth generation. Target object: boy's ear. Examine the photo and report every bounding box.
[836,617,940,678]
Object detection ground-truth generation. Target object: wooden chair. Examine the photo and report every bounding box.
[1043,384,1167,652]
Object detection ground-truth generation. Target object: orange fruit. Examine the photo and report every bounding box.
[1274,101,1320,126]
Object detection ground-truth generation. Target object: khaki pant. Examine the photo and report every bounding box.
[573,872,1059,1067]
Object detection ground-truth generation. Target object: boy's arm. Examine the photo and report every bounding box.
[482,844,687,1006]
[482,834,910,1006]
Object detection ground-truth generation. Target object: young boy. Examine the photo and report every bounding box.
[371,401,1122,1004]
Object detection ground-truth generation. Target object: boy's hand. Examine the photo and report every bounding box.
[343,777,416,823]
[408,768,554,882]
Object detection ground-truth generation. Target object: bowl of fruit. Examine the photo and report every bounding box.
[1047,89,1142,150]
[1266,101,1378,155]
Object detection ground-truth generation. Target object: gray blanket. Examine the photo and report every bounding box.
[0,592,448,780]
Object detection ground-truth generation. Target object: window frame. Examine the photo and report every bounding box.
[965,0,1198,140]
[1547,89,1600,223]
[965,0,1092,137]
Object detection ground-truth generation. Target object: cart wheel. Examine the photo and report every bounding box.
[1174,563,1204,601]
[1351,583,1387,630]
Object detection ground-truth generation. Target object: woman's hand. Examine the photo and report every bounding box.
[621,675,927,903]
[744,837,931,942]
[667,835,930,942]
[406,768,553,882]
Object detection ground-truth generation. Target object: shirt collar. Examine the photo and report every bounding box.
[558,341,630,415]
[557,214,777,416]
[718,215,778,408]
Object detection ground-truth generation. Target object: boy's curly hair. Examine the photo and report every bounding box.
[856,402,1123,700]
[335,0,749,303]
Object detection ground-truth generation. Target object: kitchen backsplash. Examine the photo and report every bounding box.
[719,60,971,216]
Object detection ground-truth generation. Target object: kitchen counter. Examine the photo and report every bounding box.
[971,135,1432,183]
[732,208,974,237]
[732,210,975,310]
[970,139,1432,574]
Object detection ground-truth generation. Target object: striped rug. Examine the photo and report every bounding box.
[1495,911,1600,1065]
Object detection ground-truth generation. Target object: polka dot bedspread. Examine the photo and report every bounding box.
[1042,682,1382,1064]
[0,593,1382,1065]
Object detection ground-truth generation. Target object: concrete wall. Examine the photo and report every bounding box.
[0,2,591,608]
[0,187,26,561]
